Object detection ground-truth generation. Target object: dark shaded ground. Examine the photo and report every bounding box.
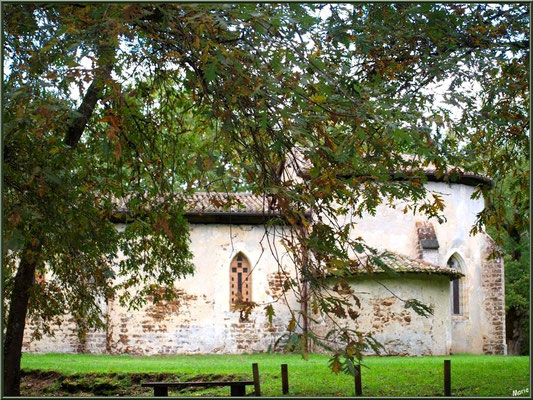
[21,370,245,396]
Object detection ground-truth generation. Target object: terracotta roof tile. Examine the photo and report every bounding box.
[345,251,463,279]
[186,192,274,214]
[113,192,279,216]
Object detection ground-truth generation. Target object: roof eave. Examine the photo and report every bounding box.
[111,210,311,225]
[325,270,464,280]
[297,169,493,188]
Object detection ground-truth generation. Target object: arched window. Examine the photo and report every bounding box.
[230,253,252,307]
[447,255,464,315]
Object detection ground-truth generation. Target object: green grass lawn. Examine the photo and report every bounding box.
[21,353,529,397]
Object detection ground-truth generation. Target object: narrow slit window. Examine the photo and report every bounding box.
[448,255,464,316]
[452,279,460,314]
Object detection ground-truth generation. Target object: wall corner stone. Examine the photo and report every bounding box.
[480,233,507,355]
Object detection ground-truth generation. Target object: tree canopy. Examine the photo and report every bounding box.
[2,3,529,395]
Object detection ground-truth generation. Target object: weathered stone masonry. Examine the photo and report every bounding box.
[480,233,506,355]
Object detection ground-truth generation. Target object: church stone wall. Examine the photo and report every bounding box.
[310,274,452,356]
[23,316,81,354]
[336,181,506,355]
[23,318,109,354]
[23,223,296,355]
[480,234,506,354]
[22,181,506,356]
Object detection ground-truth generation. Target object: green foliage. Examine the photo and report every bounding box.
[502,232,530,315]
[403,299,434,318]
[3,3,529,377]
[489,219,530,355]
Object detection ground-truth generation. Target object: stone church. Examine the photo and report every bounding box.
[23,153,507,356]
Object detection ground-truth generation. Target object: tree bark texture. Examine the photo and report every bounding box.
[4,62,113,395]
[64,64,113,149]
[299,225,310,358]
[3,242,42,396]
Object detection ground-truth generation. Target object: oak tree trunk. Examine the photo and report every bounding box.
[3,61,112,396]
[3,241,41,396]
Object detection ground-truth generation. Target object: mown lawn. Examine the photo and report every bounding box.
[21,353,529,397]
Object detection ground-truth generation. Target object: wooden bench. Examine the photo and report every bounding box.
[142,381,255,396]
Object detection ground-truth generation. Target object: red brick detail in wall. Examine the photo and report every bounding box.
[266,271,289,298]
[230,254,252,308]
[415,221,439,259]
[481,233,506,355]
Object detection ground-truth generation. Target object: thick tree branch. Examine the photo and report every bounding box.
[64,64,113,149]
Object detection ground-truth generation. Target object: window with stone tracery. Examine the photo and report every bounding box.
[230,253,252,308]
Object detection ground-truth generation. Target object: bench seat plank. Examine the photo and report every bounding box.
[142,381,254,387]
[142,381,254,397]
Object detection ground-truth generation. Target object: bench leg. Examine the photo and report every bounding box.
[230,385,246,396]
[154,387,168,397]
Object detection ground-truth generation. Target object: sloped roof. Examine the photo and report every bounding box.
[112,192,310,224]
[340,251,463,280]
[113,192,276,215]
[187,192,274,214]
[289,147,492,187]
